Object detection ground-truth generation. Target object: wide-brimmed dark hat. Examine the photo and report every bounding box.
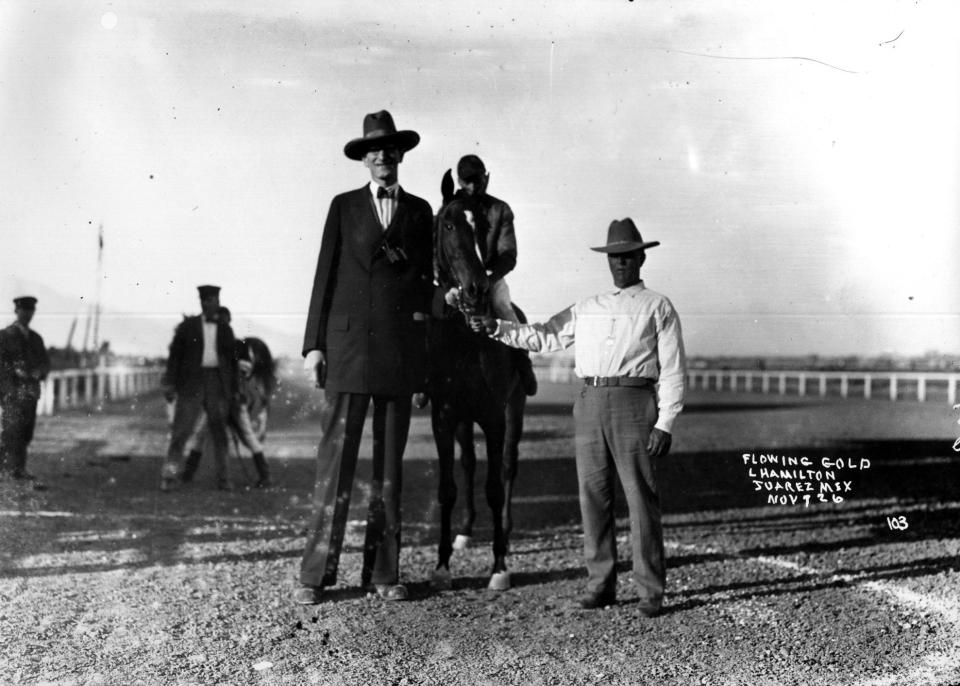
[13,296,37,309]
[590,218,660,254]
[344,110,420,160]
[197,284,221,299]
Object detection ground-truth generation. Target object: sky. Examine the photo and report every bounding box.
[2,0,958,359]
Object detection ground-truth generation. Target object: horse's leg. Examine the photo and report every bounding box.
[431,403,458,589]
[479,411,509,590]
[454,420,477,549]
[502,384,526,554]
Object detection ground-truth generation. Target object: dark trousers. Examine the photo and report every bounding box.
[164,370,231,485]
[0,393,38,476]
[573,385,665,603]
[299,391,411,588]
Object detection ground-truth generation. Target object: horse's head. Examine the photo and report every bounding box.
[435,195,489,318]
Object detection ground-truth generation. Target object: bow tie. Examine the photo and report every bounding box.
[205,316,218,323]
[376,186,395,199]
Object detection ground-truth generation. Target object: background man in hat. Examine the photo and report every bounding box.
[297,109,434,604]
[0,296,50,485]
[160,285,239,491]
[470,218,686,616]
[178,306,272,489]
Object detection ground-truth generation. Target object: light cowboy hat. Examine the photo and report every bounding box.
[590,218,660,254]
[343,110,421,160]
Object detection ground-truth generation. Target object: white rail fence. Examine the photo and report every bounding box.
[686,369,960,404]
[38,366,165,416]
[542,363,959,403]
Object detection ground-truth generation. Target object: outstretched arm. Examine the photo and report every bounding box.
[473,306,576,353]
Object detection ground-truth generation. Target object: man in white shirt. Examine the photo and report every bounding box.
[471,218,686,616]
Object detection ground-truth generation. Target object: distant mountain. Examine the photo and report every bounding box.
[0,276,303,358]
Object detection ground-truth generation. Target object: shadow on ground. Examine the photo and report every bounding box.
[2,384,957,596]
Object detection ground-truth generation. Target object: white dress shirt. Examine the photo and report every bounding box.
[493,281,686,433]
[201,319,219,368]
[369,181,399,230]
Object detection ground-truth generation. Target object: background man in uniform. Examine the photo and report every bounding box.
[471,218,686,616]
[160,285,238,491]
[0,296,50,486]
[296,110,434,605]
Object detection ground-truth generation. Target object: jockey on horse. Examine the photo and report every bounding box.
[440,155,538,398]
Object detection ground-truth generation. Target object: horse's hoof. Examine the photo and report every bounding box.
[487,571,511,592]
[430,567,453,591]
[453,535,471,550]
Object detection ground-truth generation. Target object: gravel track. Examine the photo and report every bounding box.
[0,374,957,685]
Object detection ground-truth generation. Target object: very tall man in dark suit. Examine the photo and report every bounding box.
[160,285,239,491]
[295,110,434,604]
[0,296,50,484]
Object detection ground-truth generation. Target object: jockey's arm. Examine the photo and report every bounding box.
[488,203,517,282]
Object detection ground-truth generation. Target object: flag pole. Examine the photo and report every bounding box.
[91,223,104,367]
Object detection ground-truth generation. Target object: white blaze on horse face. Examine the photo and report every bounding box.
[462,210,484,262]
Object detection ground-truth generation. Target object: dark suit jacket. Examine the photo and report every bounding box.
[162,315,238,399]
[0,324,49,401]
[302,184,433,395]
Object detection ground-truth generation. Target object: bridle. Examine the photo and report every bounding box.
[434,198,488,319]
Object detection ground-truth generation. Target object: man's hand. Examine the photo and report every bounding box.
[304,349,326,389]
[162,384,176,403]
[646,428,672,458]
[443,287,461,309]
[469,315,497,336]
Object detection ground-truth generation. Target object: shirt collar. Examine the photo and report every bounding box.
[369,181,400,198]
[613,279,645,296]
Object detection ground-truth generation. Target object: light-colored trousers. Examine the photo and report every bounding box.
[573,384,665,604]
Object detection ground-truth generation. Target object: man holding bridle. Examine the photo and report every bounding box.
[471,218,687,616]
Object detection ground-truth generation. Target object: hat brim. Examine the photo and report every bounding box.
[344,131,420,160]
[590,240,660,254]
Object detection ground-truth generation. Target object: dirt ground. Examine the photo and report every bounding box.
[1,372,959,685]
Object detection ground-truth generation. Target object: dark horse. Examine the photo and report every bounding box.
[427,172,527,592]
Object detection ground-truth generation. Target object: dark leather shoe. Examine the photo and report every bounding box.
[636,601,662,618]
[292,585,323,605]
[578,589,616,609]
[374,584,409,601]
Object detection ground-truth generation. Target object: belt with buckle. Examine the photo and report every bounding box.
[582,376,655,388]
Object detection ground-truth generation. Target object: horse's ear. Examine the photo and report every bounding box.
[441,169,455,205]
